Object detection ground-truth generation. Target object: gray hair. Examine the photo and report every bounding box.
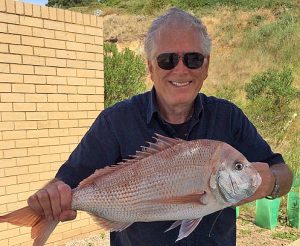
[144,8,212,59]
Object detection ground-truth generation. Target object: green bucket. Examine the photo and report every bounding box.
[255,198,281,230]
[287,174,300,228]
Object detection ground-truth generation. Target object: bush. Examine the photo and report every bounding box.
[104,43,147,108]
[245,67,298,144]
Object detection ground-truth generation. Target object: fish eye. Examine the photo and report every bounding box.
[235,162,244,171]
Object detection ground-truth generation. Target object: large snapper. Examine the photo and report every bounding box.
[0,134,261,246]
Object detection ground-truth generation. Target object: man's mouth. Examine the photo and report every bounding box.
[169,80,192,87]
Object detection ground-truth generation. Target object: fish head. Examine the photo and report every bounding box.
[210,142,262,204]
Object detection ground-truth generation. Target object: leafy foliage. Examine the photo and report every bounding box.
[47,0,93,8]
[104,43,146,108]
[244,67,298,144]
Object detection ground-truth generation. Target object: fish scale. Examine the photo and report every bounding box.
[0,134,261,245]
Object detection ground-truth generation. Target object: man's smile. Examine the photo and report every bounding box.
[169,80,192,87]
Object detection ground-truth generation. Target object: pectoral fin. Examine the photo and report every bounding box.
[176,218,203,242]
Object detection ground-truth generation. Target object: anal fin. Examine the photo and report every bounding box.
[176,218,203,242]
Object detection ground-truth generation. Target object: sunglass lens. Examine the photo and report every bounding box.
[157,53,179,70]
[184,53,205,69]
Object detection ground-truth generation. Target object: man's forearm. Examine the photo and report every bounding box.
[270,163,293,197]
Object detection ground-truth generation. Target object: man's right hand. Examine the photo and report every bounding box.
[27,179,77,222]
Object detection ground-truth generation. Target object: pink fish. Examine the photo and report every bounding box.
[0,134,261,246]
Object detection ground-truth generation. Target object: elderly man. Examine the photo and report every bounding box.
[28,8,292,246]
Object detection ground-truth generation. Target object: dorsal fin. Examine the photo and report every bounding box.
[78,134,183,189]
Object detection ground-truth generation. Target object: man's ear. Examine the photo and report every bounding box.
[203,55,210,80]
[148,60,154,81]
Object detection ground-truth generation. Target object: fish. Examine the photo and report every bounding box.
[0,134,261,246]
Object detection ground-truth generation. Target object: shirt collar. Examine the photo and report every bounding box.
[146,87,203,124]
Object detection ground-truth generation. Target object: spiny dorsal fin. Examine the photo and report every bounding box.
[78,134,183,189]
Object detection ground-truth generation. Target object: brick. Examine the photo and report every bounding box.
[37,103,58,112]
[68,95,87,102]
[67,59,85,69]
[5,0,15,14]
[96,86,104,95]
[95,52,103,62]
[62,227,82,240]
[96,102,104,109]
[5,166,28,176]
[66,41,86,52]
[0,53,21,64]
[13,102,36,111]
[0,83,11,92]
[39,153,60,163]
[0,63,9,74]
[15,120,37,130]
[76,12,83,24]
[0,43,9,52]
[58,85,77,94]
[35,66,56,76]
[71,11,76,23]
[47,93,68,102]
[67,77,86,86]
[58,103,77,111]
[6,183,29,195]
[50,161,63,171]
[46,57,66,67]
[2,130,26,140]
[40,5,48,18]
[11,64,34,75]
[68,111,87,119]
[18,173,39,183]
[24,2,33,16]
[37,120,59,129]
[90,15,97,26]
[78,119,94,127]
[57,67,76,77]
[76,33,94,44]
[24,74,47,85]
[16,156,39,166]
[86,44,102,53]
[7,24,31,36]
[56,49,76,59]
[96,70,104,79]
[77,69,95,78]
[49,128,69,137]
[0,12,19,24]
[0,73,23,83]
[44,19,64,31]
[0,102,12,112]
[12,84,35,93]
[60,136,78,145]
[27,146,49,156]
[23,55,45,66]
[26,112,47,120]
[0,22,7,32]
[9,44,33,56]
[59,119,78,128]
[15,1,24,15]
[32,27,55,39]
[96,16,103,29]
[34,47,55,57]
[32,4,41,17]
[15,138,38,148]
[78,103,96,110]
[87,78,104,86]
[45,38,65,49]
[78,86,96,95]
[29,180,47,190]
[55,30,75,41]
[0,228,19,240]
[26,129,48,138]
[1,112,25,121]
[72,218,89,229]
[21,36,44,47]
[88,111,100,119]
[66,23,84,33]
[56,8,64,22]
[69,127,87,136]
[86,61,103,70]
[38,136,59,146]
[49,144,69,154]
[48,111,68,119]
[83,14,90,26]
[0,140,14,150]
[20,16,43,28]
[36,84,57,93]
[40,170,57,180]
[29,163,50,173]
[8,232,31,245]
[0,0,5,11]
[76,51,95,61]
[49,7,57,20]
[8,201,28,211]
[0,159,17,168]
[25,93,47,102]
[4,148,27,158]
[85,26,102,36]
[0,121,14,131]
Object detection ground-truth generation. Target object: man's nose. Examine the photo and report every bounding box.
[173,58,188,73]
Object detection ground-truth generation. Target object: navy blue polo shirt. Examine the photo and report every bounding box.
[56,88,284,246]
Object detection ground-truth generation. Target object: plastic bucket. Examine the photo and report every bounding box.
[287,174,300,228]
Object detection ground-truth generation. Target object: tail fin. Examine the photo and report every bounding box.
[0,206,59,246]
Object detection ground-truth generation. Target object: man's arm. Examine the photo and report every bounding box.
[27,178,76,222]
[236,162,293,205]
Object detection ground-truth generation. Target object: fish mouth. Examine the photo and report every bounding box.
[169,80,192,87]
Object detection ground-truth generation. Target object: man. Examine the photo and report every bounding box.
[28,8,293,246]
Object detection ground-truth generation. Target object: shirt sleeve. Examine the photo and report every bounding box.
[230,105,284,166]
[55,111,121,188]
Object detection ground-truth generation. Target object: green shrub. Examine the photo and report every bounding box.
[245,67,298,144]
[104,43,147,108]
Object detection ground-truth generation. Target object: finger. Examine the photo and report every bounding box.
[57,182,72,212]
[36,189,53,221]
[47,185,62,220]
[59,210,77,222]
[27,193,44,215]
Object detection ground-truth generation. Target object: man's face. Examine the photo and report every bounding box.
[148,27,210,109]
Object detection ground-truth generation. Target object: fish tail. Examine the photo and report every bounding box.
[0,206,59,246]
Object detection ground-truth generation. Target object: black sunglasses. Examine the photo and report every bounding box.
[157,52,205,70]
